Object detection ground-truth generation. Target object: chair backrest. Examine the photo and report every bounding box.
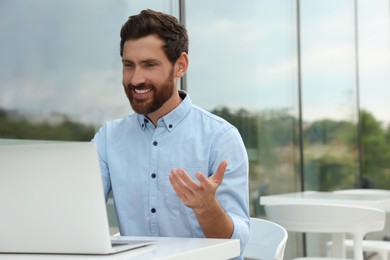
[265,203,385,260]
[243,217,288,260]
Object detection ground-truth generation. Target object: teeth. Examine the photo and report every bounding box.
[134,88,151,94]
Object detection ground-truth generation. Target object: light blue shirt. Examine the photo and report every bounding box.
[92,91,250,258]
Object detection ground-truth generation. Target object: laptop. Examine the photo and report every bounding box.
[0,141,154,254]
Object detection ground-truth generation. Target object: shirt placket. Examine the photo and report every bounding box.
[148,124,164,236]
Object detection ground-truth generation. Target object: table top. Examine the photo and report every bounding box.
[260,190,390,211]
[0,236,240,260]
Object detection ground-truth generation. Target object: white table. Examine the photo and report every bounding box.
[0,236,240,260]
[260,191,390,258]
[260,191,390,211]
[259,191,390,212]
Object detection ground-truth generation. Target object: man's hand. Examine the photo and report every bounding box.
[169,160,227,213]
[169,161,233,238]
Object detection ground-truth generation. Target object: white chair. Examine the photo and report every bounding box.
[265,202,386,260]
[327,189,390,260]
[243,217,288,260]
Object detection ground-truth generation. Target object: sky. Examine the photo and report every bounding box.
[0,0,389,126]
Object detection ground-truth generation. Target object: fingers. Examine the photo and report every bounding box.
[170,161,228,192]
[169,169,198,202]
[195,172,212,189]
[169,162,228,210]
[170,168,201,207]
[210,160,228,185]
[194,161,228,190]
[171,168,199,191]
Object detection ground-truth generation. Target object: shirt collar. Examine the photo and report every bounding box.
[135,114,148,130]
[137,90,192,131]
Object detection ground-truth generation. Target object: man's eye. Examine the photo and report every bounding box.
[123,63,134,68]
[146,63,156,67]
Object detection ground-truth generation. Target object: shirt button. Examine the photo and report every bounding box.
[151,173,156,178]
[151,208,156,213]
[153,141,158,146]
[169,124,173,128]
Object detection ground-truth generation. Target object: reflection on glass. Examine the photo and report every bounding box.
[300,0,359,191]
[0,0,128,141]
[0,0,180,235]
[186,0,299,215]
[186,1,302,257]
[358,0,390,189]
[0,0,178,141]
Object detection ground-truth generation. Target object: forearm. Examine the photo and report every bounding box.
[193,198,234,238]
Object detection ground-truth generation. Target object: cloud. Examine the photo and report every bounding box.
[1,0,388,126]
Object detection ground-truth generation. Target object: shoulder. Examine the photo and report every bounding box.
[93,113,139,142]
[190,104,233,128]
[185,104,245,148]
[101,114,137,131]
[190,105,240,139]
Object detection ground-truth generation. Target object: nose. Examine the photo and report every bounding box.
[130,67,146,86]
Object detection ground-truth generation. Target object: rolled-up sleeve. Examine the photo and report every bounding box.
[211,126,250,255]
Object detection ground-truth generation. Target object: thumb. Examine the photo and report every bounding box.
[211,160,228,185]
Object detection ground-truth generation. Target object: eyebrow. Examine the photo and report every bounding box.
[121,59,133,64]
[122,59,161,65]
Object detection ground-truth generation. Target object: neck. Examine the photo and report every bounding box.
[147,90,182,127]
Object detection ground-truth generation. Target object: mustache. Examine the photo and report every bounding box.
[124,82,153,90]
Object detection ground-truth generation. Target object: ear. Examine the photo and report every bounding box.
[175,52,189,78]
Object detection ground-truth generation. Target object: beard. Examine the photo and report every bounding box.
[123,68,175,115]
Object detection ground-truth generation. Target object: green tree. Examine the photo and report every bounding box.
[360,110,390,188]
[0,109,95,141]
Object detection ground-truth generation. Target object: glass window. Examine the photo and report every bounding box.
[185,0,301,257]
[0,0,127,141]
[300,0,359,191]
[357,0,390,189]
[186,0,299,214]
[0,0,179,235]
[0,0,179,142]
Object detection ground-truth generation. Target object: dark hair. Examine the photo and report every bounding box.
[120,9,188,64]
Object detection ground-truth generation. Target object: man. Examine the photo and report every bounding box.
[92,9,250,258]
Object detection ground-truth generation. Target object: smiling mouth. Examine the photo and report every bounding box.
[134,88,152,94]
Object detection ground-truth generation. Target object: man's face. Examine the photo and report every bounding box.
[121,35,176,115]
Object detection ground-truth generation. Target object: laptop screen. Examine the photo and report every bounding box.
[0,142,116,254]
